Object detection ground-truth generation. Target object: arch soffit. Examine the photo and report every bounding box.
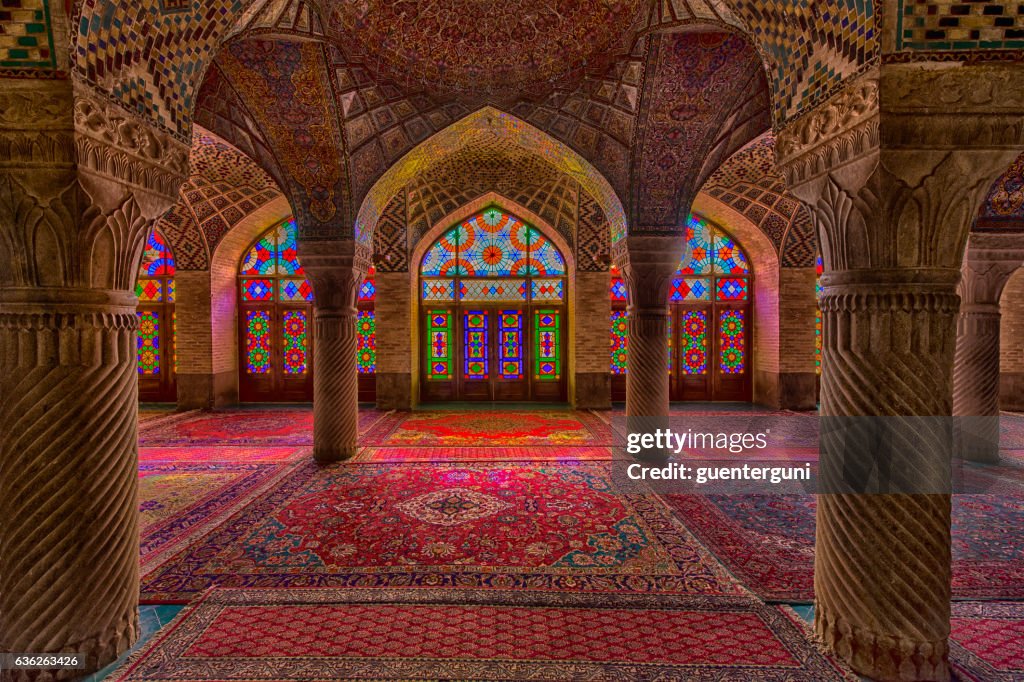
[357,107,627,249]
[209,194,294,275]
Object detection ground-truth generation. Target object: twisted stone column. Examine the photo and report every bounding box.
[816,274,958,681]
[776,61,1024,680]
[299,240,368,463]
[625,306,671,419]
[312,302,360,461]
[0,289,141,678]
[953,303,1002,463]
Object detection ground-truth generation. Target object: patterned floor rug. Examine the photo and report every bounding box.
[663,490,1024,602]
[140,446,308,464]
[362,410,615,446]
[950,601,1024,681]
[140,461,742,603]
[139,463,298,585]
[111,588,855,681]
[351,445,615,462]
[139,408,388,446]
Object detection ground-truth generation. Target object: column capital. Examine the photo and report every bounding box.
[296,238,371,311]
[611,235,685,309]
[959,233,1024,306]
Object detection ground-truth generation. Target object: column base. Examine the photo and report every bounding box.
[313,444,359,463]
[816,600,950,682]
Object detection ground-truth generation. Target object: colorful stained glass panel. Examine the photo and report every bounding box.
[166,279,176,303]
[137,311,160,375]
[610,277,627,301]
[719,309,745,374]
[716,278,749,301]
[246,310,272,374]
[139,229,176,276]
[136,279,162,303]
[422,279,457,301]
[358,278,376,301]
[242,278,274,301]
[281,310,308,375]
[498,310,523,380]
[420,228,462,276]
[241,230,279,275]
[357,311,376,375]
[463,310,489,380]
[669,277,711,302]
[611,311,628,375]
[275,221,304,275]
[459,279,527,302]
[427,310,453,380]
[679,310,708,375]
[534,309,561,381]
[279,278,314,302]
[531,279,564,301]
[526,229,566,276]
[712,232,750,274]
[460,212,522,277]
[677,218,713,275]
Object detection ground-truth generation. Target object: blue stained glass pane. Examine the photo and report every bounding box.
[358,279,376,301]
[421,227,462,276]
[525,228,566,276]
[610,277,627,301]
[459,212,526,277]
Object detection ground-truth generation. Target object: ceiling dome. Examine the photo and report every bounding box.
[329,0,644,96]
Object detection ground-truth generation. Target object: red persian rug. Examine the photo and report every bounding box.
[950,601,1024,681]
[139,463,296,584]
[664,490,1024,602]
[352,445,615,462]
[362,410,615,446]
[139,462,741,603]
[140,445,307,464]
[111,588,855,681]
[139,408,388,446]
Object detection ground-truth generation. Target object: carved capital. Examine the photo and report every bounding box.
[612,235,686,309]
[297,239,370,310]
[72,81,189,213]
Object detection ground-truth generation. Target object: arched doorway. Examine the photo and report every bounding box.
[137,228,177,402]
[236,219,377,402]
[419,206,567,402]
[610,215,753,402]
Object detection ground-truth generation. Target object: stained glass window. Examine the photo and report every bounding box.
[427,310,453,380]
[534,309,561,381]
[498,310,524,380]
[610,276,627,302]
[357,311,376,374]
[680,311,708,375]
[137,311,160,375]
[246,310,272,374]
[670,215,750,302]
[282,310,308,375]
[719,309,745,374]
[136,229,176,394]
[463,310,489,379]
[358,266,376,301]
[611,311,628,375]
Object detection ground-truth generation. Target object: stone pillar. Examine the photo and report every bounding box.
[953,236,1024,462]
[777,63,1024,681]
[375,271,412,409]
[1000,267,1024,411]
[573,271,612,409]
[615,236,683,454]
[300,240,369,462]
[0,80,187,677]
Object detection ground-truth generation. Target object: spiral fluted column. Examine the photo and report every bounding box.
[625,306,671,418]
[312,304,360,462]
[0,290,141,679]
[816,277,958,681]
[953,304,1002,463]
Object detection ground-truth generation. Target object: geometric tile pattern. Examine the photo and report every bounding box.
[896,1,1024,52]
[977,150,1024,230]
[577,193,610,272]
[373,193,408,273]
[701,132,817,267]
[404,144,580,249]
[0,0,58,73]
[153,126,284,271]
[727,0,878,123]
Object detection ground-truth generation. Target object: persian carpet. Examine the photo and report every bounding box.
[139,461,742,603]
[361,409,615,446]
[139,463,297,587]
[663,490,1024,601]
[351,445,615,463]
[139,408,388,446]
[949,601,1024,681]
[140,445,307,464]
[111,588,855,681]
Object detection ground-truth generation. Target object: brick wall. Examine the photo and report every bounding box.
[175,271,213,374]
[752,257,779,377]
[376,272,413,374]
[1001,266,1024,372]
[778,267,817,374]
[574,272,611,374]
